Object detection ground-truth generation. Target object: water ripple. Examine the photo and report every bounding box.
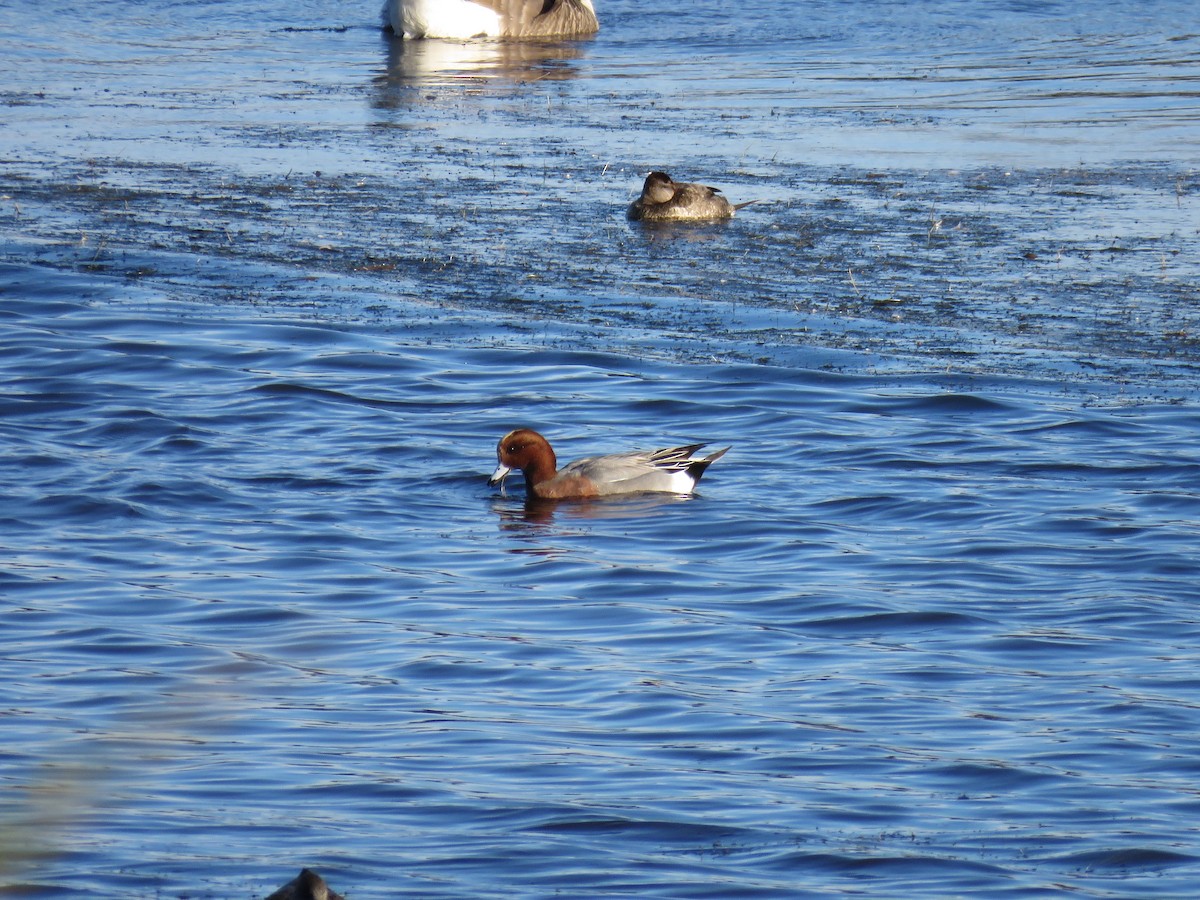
[2,0,1200,895]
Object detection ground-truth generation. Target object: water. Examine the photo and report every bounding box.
[2,0,1200,897]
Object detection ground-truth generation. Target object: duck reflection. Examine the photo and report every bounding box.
[492,491,698,528]
[629,218,739,245]
[373,30,591,107]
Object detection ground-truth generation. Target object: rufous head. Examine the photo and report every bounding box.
[488,428,557,490]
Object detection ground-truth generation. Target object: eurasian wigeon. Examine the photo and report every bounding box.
[627,171,755,222]
[265,868,344,900]
[384,0,599,39]
[488,428,729,499]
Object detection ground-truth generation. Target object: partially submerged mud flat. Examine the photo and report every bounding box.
[2,0,1197,394]
[2,154,1196,393]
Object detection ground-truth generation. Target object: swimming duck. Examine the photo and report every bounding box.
[489,428,729,499]
[385,0,599,39]
[627,171,754,222]
[265,868,344,900]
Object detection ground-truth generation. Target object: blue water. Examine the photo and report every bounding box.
[3,0,1200,897]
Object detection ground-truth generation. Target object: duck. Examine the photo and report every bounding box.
[488,428,729,499]
[626,171,754,222]
[384,0,599,39]
[264,868,344,900]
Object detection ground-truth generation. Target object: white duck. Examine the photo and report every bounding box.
[385,0,599,39]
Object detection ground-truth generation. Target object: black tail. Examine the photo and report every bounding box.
[687,446,729,483]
